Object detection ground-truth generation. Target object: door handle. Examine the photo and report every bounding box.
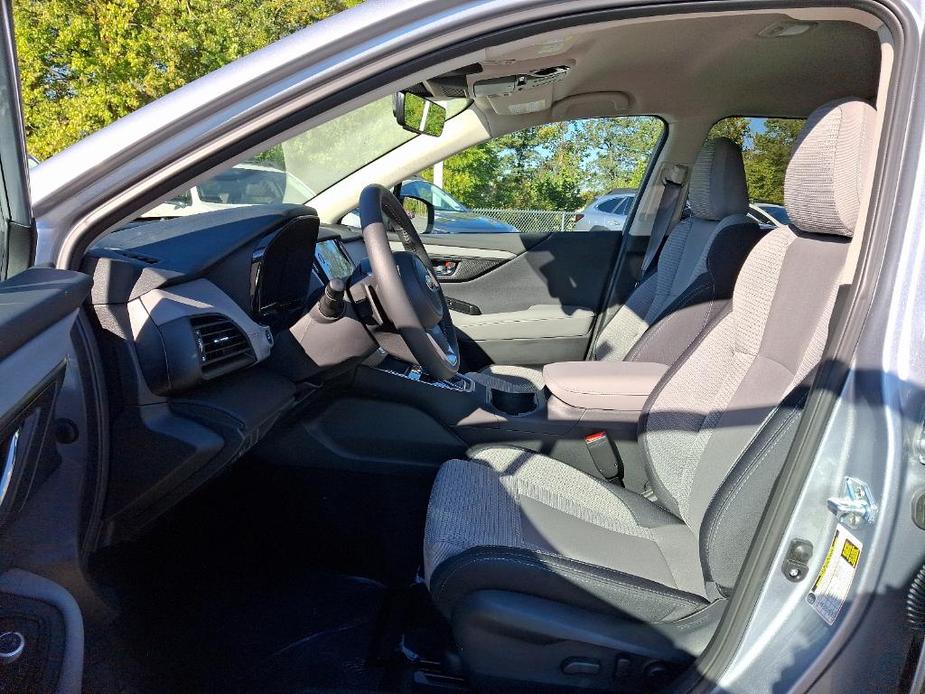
[0,429,21,506]
[432,259,459,278]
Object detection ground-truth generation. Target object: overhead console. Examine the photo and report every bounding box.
[424,57,577,116]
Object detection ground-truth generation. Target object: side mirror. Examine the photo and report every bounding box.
[399,194,435,234]
[393,92,446,137]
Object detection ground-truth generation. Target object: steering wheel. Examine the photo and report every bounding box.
[358,184,460,380]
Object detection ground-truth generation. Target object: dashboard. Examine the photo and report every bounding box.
[82,204,373,542]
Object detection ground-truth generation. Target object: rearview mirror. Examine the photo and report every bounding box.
[394,92,446,137]
[399,194,435,234]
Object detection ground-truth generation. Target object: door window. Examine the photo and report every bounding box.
[0,9,32,280]
[418,116,664,233]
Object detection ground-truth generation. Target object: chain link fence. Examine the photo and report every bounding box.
[470,208,579,233]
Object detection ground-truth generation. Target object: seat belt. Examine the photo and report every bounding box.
[638,163,688,280]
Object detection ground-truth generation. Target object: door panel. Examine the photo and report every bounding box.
[421,231,624,367]
[0,1,92,689]
[0,268,92,694]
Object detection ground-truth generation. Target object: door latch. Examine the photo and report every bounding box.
[827,476,878,529]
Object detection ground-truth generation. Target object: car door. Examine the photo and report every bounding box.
[0,2,91,691]
[422,230,627,368]
[409,118,664,371]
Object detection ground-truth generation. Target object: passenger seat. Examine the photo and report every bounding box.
[423,97,875,691]
[466,137,764,393]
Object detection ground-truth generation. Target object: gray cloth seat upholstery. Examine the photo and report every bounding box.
[425,99,876,632]
[426,447,709,623]
[467,137,763,394]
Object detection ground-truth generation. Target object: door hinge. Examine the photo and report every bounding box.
[827,476,878,529]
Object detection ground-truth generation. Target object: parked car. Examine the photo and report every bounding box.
[144,161,316,217]
[574,190,635,231]
[341,176,518,233]
[751,201,791,225]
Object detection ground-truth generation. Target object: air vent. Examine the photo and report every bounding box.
[191,315,256,377]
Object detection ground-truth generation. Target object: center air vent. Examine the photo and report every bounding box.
[191,314,256,377]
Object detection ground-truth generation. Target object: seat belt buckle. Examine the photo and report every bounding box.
[584,432,623,481]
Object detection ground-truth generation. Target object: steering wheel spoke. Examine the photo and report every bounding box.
[427,324,459,369]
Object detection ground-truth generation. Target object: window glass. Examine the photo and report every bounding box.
[416,116,664,233]
[399,179,467,211]
[140,95,469,218]
[759,204,790,224]
[708,116,805,206]
[614,196,634,214]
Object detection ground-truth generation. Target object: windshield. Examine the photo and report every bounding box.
[140,95,468,218]
[197,167,315,204]
[400,179,467,212]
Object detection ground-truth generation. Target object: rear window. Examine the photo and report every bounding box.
[708,117,806,205]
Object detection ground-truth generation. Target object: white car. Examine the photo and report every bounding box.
[573,191,635,231]
[145,162,315,217]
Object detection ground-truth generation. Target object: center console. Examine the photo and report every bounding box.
[354,357,668,489]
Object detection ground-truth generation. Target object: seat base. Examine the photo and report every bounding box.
[452,590,724,692]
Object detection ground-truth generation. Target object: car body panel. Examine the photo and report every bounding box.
[574,191,634,231]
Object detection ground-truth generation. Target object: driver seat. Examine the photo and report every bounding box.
[423,98,875,690]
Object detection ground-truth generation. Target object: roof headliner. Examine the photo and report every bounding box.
[464,12,880,129]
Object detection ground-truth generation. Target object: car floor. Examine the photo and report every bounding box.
[84,456,458,693]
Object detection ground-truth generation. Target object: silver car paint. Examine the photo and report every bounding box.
[24,0,925,691]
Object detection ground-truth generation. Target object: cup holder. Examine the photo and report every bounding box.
[490,388,538,416]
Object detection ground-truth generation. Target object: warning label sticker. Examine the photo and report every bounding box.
[806,524,863,625]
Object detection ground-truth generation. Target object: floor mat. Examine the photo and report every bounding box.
[111,567,391,693]
[85,460,458,693]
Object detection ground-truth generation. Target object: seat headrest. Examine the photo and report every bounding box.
[785,98,877,238]
[688,137,748,221]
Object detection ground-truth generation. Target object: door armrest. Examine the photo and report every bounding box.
[452,305,594,340]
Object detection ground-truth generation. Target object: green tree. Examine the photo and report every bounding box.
[582,117,663,193]
[437,117,663,211]
[709,116,750,148]
[746,118,803,203]
[14,0,362,158]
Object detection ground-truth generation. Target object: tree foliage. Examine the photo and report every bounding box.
[708,117,804,204]
[13,0,803,211]
[14,0,362,158]
[435,117,664,211]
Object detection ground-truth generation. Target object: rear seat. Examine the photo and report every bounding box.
[467,136,766,393]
